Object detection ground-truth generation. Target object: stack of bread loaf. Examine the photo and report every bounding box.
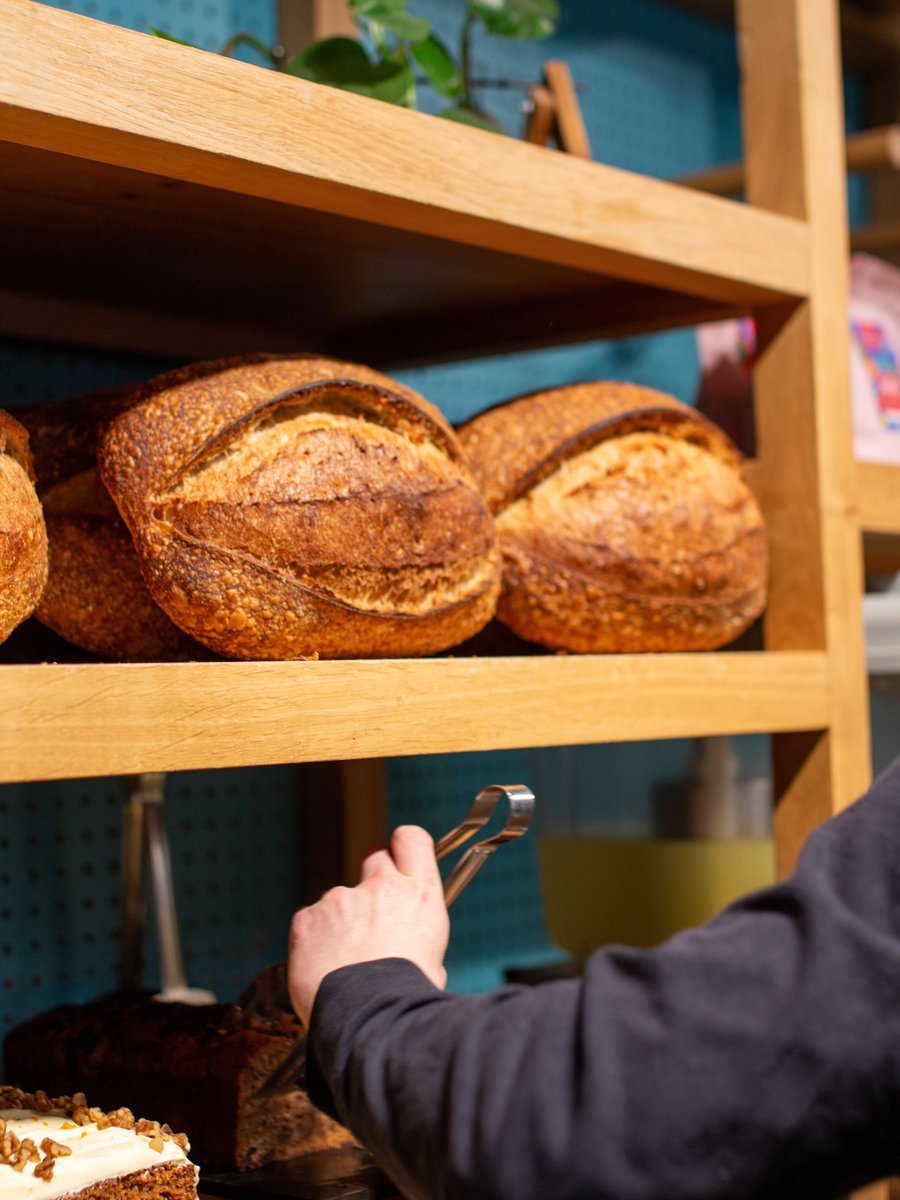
[3,357,767,660]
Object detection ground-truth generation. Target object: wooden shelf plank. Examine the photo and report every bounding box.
[858,461,900,570]
[858,460,900,535]
[0,2,811,365]
[0,652,829,784]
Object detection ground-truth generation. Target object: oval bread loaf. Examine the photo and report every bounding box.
[457,381,767,653]
[97,354,502,660]
[0,409,48,644]
[20,389,201,661]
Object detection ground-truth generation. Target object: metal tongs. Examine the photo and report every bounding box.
[243,783,535,1098]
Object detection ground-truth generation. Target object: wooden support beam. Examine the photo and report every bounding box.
[678,124,900,196]
[277,0,355,58]
[739,0,871,858]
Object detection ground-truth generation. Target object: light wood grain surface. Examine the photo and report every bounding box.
[0,0,808,314]
[858,460,900,535]
[740,0,871,856]
[0,653,829,784]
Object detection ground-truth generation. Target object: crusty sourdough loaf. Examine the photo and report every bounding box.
[97,353,501,660]
[4,995,353,1173]
[456,381,767,653]
[37,469,203,661]
[19,390,201,662]
[0,409,48,645]
[19,385,133,493]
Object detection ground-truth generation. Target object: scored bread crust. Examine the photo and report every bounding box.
[457,382,767,653]
[98,354,501,659]
[0,409,48,644]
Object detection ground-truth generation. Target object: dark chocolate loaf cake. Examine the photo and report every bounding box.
[4,994,352,1172]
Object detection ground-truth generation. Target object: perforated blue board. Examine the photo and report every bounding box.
[0,767,302,1034]
[2,0,885,1040]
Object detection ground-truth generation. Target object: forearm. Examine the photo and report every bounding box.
[306,758,900,1200]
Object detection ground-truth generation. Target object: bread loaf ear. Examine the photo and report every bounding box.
[98,354,501,660]
[457,382,767,653]
[0,409,48,644]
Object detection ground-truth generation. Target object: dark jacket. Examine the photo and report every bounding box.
[307,756,900,1199]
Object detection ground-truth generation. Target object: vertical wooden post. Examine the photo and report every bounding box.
[277,0,356,58]
[739,10,884,1193]
[737,0,871,870]
[298,759,387,903]
[740,13,885,1188]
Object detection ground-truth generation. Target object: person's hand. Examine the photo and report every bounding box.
[287,824,450,1026]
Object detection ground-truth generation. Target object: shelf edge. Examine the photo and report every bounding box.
[1,652,829,783]
[0,1,810,308]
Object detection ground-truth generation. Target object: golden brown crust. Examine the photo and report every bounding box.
[37,470,204,662]
[17,385,134,493]
[458,385,767,653]
[0,410,48,644]
[98,355,501,659]
[457,380,740,512]
[23,388,205,661]
[20,386,184,659]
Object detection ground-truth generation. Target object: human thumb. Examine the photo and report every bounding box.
[390,824,441,886]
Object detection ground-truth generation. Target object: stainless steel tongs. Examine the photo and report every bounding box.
[243,783,535,1098]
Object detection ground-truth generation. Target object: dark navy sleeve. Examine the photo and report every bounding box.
[305,756,900,1200]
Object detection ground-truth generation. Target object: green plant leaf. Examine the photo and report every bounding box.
[411,35,461,98]
[469,0,559,39]
[285,36,375,81]
[148,27,199,48]
[286,37,416,107]
[439,104,505,134]
[351,0,431,43]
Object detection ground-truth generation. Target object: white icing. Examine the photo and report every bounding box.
[0,1110,196,1198]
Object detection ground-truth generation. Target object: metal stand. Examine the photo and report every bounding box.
[120,773,216,1004]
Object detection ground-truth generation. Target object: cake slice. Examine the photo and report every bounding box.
[0,1086,197,1198]
[4,995,353,1170]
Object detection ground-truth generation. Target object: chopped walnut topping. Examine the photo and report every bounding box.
[33,1157,55,1181]
[39,1137,70,1158]
[0,1087,190,1178]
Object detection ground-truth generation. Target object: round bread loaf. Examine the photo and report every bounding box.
[0,409,48,644]
[97,354,501,660]
[457,381,767,653]
[38,468,203,661]
[20,389,201,661]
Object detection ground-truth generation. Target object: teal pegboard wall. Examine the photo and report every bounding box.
[387,752,560,995]
[0,766,304,1044]
[0,341,175,413]
[4,0,873,1024]
[37,0,276,57]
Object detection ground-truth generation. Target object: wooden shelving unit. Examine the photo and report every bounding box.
[3,1,896,1192]
[0,0,873,864]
